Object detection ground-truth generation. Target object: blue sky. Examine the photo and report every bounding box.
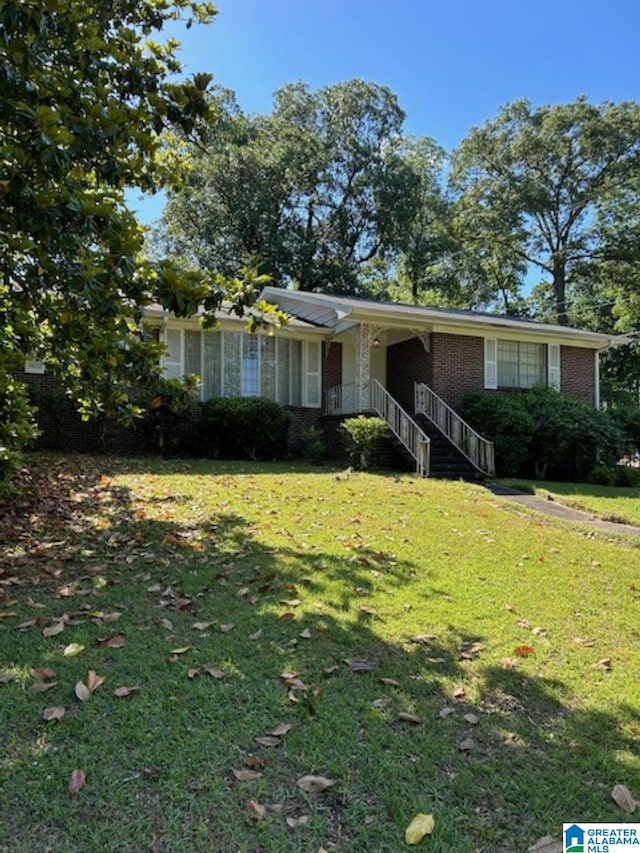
[131,0,640,222]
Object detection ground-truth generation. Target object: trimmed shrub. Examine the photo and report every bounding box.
[300,426,328,465]
[200,397,289,461]
[136,376,199,455]
[459,387,624,481]
[339,415,388,470]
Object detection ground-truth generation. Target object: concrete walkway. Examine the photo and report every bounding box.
[484,483,640,538]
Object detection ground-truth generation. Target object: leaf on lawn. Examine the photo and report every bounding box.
[86,670,105,692]
[271,722,292,737]
[527,837,563,852]
[281,598,301,607]
[405,813,435,845]
[464,713,479,725]
[514,645,535,657]
[192,622,213,631]
[63,643,85,657]
[593,657,612,670]
[113,686,140,697]
[43,622,65,637]
[98,634,126,648]
[219,624,235,633]
[232,769,262,782]
[188,667,201,679]
[29,680,58,693]
[359,606,378,616]
[573,636,595,647]
[398,712,423,724]
[68,769,85,796]
[247,800,267,820]
[297,775,336,793]
[505,603,517,612]
[202,666,225,679]
[159,618,173,630]
[379,677,400,687]
[169,645,194,655]
[439,706,455,718]
[255,736,280,747]
[249,629,263,641]
[244,754,265,770]
[299,628,312,639]
[324,665,339,676]
[611,783,639,812]
[371,697,393,710]
[516,619,531,629]
[0,672,17,684]
[458,737,475,751]
[343,658,373,672]
[31,667,56,680]
[42,706,66,722]
[452,686,466,698]
[286,815,310,828]
[500,657,516,669]
[75,681,91,702]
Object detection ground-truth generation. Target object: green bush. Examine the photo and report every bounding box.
[339,415,388,470]
[590,463,640,487]
[136,375,199,455]
[0,371,39,488]
[459,387,624,481]
[200,397,289,461]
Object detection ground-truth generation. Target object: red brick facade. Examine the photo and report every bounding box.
[428,333,485,407]
[560,345,596,406]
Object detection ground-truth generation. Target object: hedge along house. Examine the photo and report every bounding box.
[148,285,628,479]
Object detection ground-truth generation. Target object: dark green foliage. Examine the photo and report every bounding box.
[200,397,289,461]
[0,373,39,487]
[300,426,328,465]
[339,415,388,470]
[459,387,624,480]
[136,376,199,455]
[589,463,640,487]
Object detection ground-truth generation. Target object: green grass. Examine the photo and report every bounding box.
[1,454,639,852]
[502,478,640,526]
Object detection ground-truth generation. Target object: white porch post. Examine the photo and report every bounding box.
[354,323,384,410]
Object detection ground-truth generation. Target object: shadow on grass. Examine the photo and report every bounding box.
[1,455,638,853]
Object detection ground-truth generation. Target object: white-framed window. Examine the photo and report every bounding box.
[161,328,322,408]
[24,359,46,375]
[485,338,560,391]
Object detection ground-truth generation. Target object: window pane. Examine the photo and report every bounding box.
[242,335,259,396]
[277,338,291,405]
[260,336,276,400]
[184,330,201,377]
[305,340,321,407]
[497,340,518,388]
[518,342,545,388]
[203,331,221,400]
[164,328,182,380]
[290,340,302,406]
[223,332,241,396]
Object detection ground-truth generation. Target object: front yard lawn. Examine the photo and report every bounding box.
[1,455,639,852]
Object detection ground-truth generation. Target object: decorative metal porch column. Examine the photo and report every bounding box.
[354,323,384,411]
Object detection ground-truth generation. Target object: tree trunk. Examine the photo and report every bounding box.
[553,258,568,326]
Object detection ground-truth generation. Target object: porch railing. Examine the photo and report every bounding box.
[372,380,430,477]
[324,382,359,416]
[414,382,495,477]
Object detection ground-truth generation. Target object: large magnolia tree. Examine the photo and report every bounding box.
[0,0,273,476]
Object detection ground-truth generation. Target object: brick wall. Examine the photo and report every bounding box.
[429,333,485,407]
[560,346,596,406]
[322,341,342,394]
[386,338,431,411]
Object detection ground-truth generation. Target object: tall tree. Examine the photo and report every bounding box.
[0,1,273,473]
[157,80,444,295]
[450,97,640,325]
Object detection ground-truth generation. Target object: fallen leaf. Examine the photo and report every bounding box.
[405,813,435,845]
[398,712,423,724]
[439,706,455,718]
[573,636,595,647]
[528,837,562,852]
[187,668,201,679]
[232,769,262,782]
[42,706,66,722]
[86,670,105,692]
[514,645,535,657]
[299,628,312,639]
[75,681,91,702]
[31,667,56,680]
[464,713,479,725]
[98,634,126,649]
[169,645,193,655]
[63,642,85,657]
[202,666,225,679]
[611,783,638,812]
[371,697,393,709]
[297,775,336,793]
[255,736,280,747]
[343,658,373,672]
[452,686,466,699]
[271,723,292,737]
[113,686,140,697]
[379,677,400,687]
[593,658,612,671]
[516,619,531,629]
[286,815,311,828]
[159,618,173,630]
[247,800,267,820]
[29,680,58,693]
[219,624,235,633]
[500,657,516,669]
[244,754,265,770]
[43,622,65,637]
[249,629,263,641]
[359,606,378,616]
[458,737,475,751]
[68,769,85,796]
[192,622,213,631]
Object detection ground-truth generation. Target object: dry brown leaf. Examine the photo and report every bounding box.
[359,606,378,616]
[202,666,225,679]
[232,769,262,782]
[271,722,292,737]
[244,754,265,770]
[63,643,85,657]
[249,629,263,641]
[611,783,639,812]
[527,837,562,852]
[573,636,595,647]
[500,657,516,669]
[439,706,455,718]
[113,686,140,697]
[159,618,173,630]
[75,681,91,702]
[68,769,86,796]
[516,619,531,629]
[43,622,65,637]
[593,657,613,670]
[286,815,311,828]
[29,680,58,693]
[219,624,235,633]
[98,634,126,649]
[299,628,312,639]
[379,677,400,687]
[170,645,193,655]
[464,713,479,725]
[187,668,201,679]
[255,736,280,747]
[31,667,56,680]
[458,737,475,751]
[86,670,105,692]
[398,712,423,724]
[42,706,66,722]
[452,686,466,698]
[514,645,535,657]
[297,775,336,793]
[343,658,373,672]
[247,800,267,820]
[192,622,213,631]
